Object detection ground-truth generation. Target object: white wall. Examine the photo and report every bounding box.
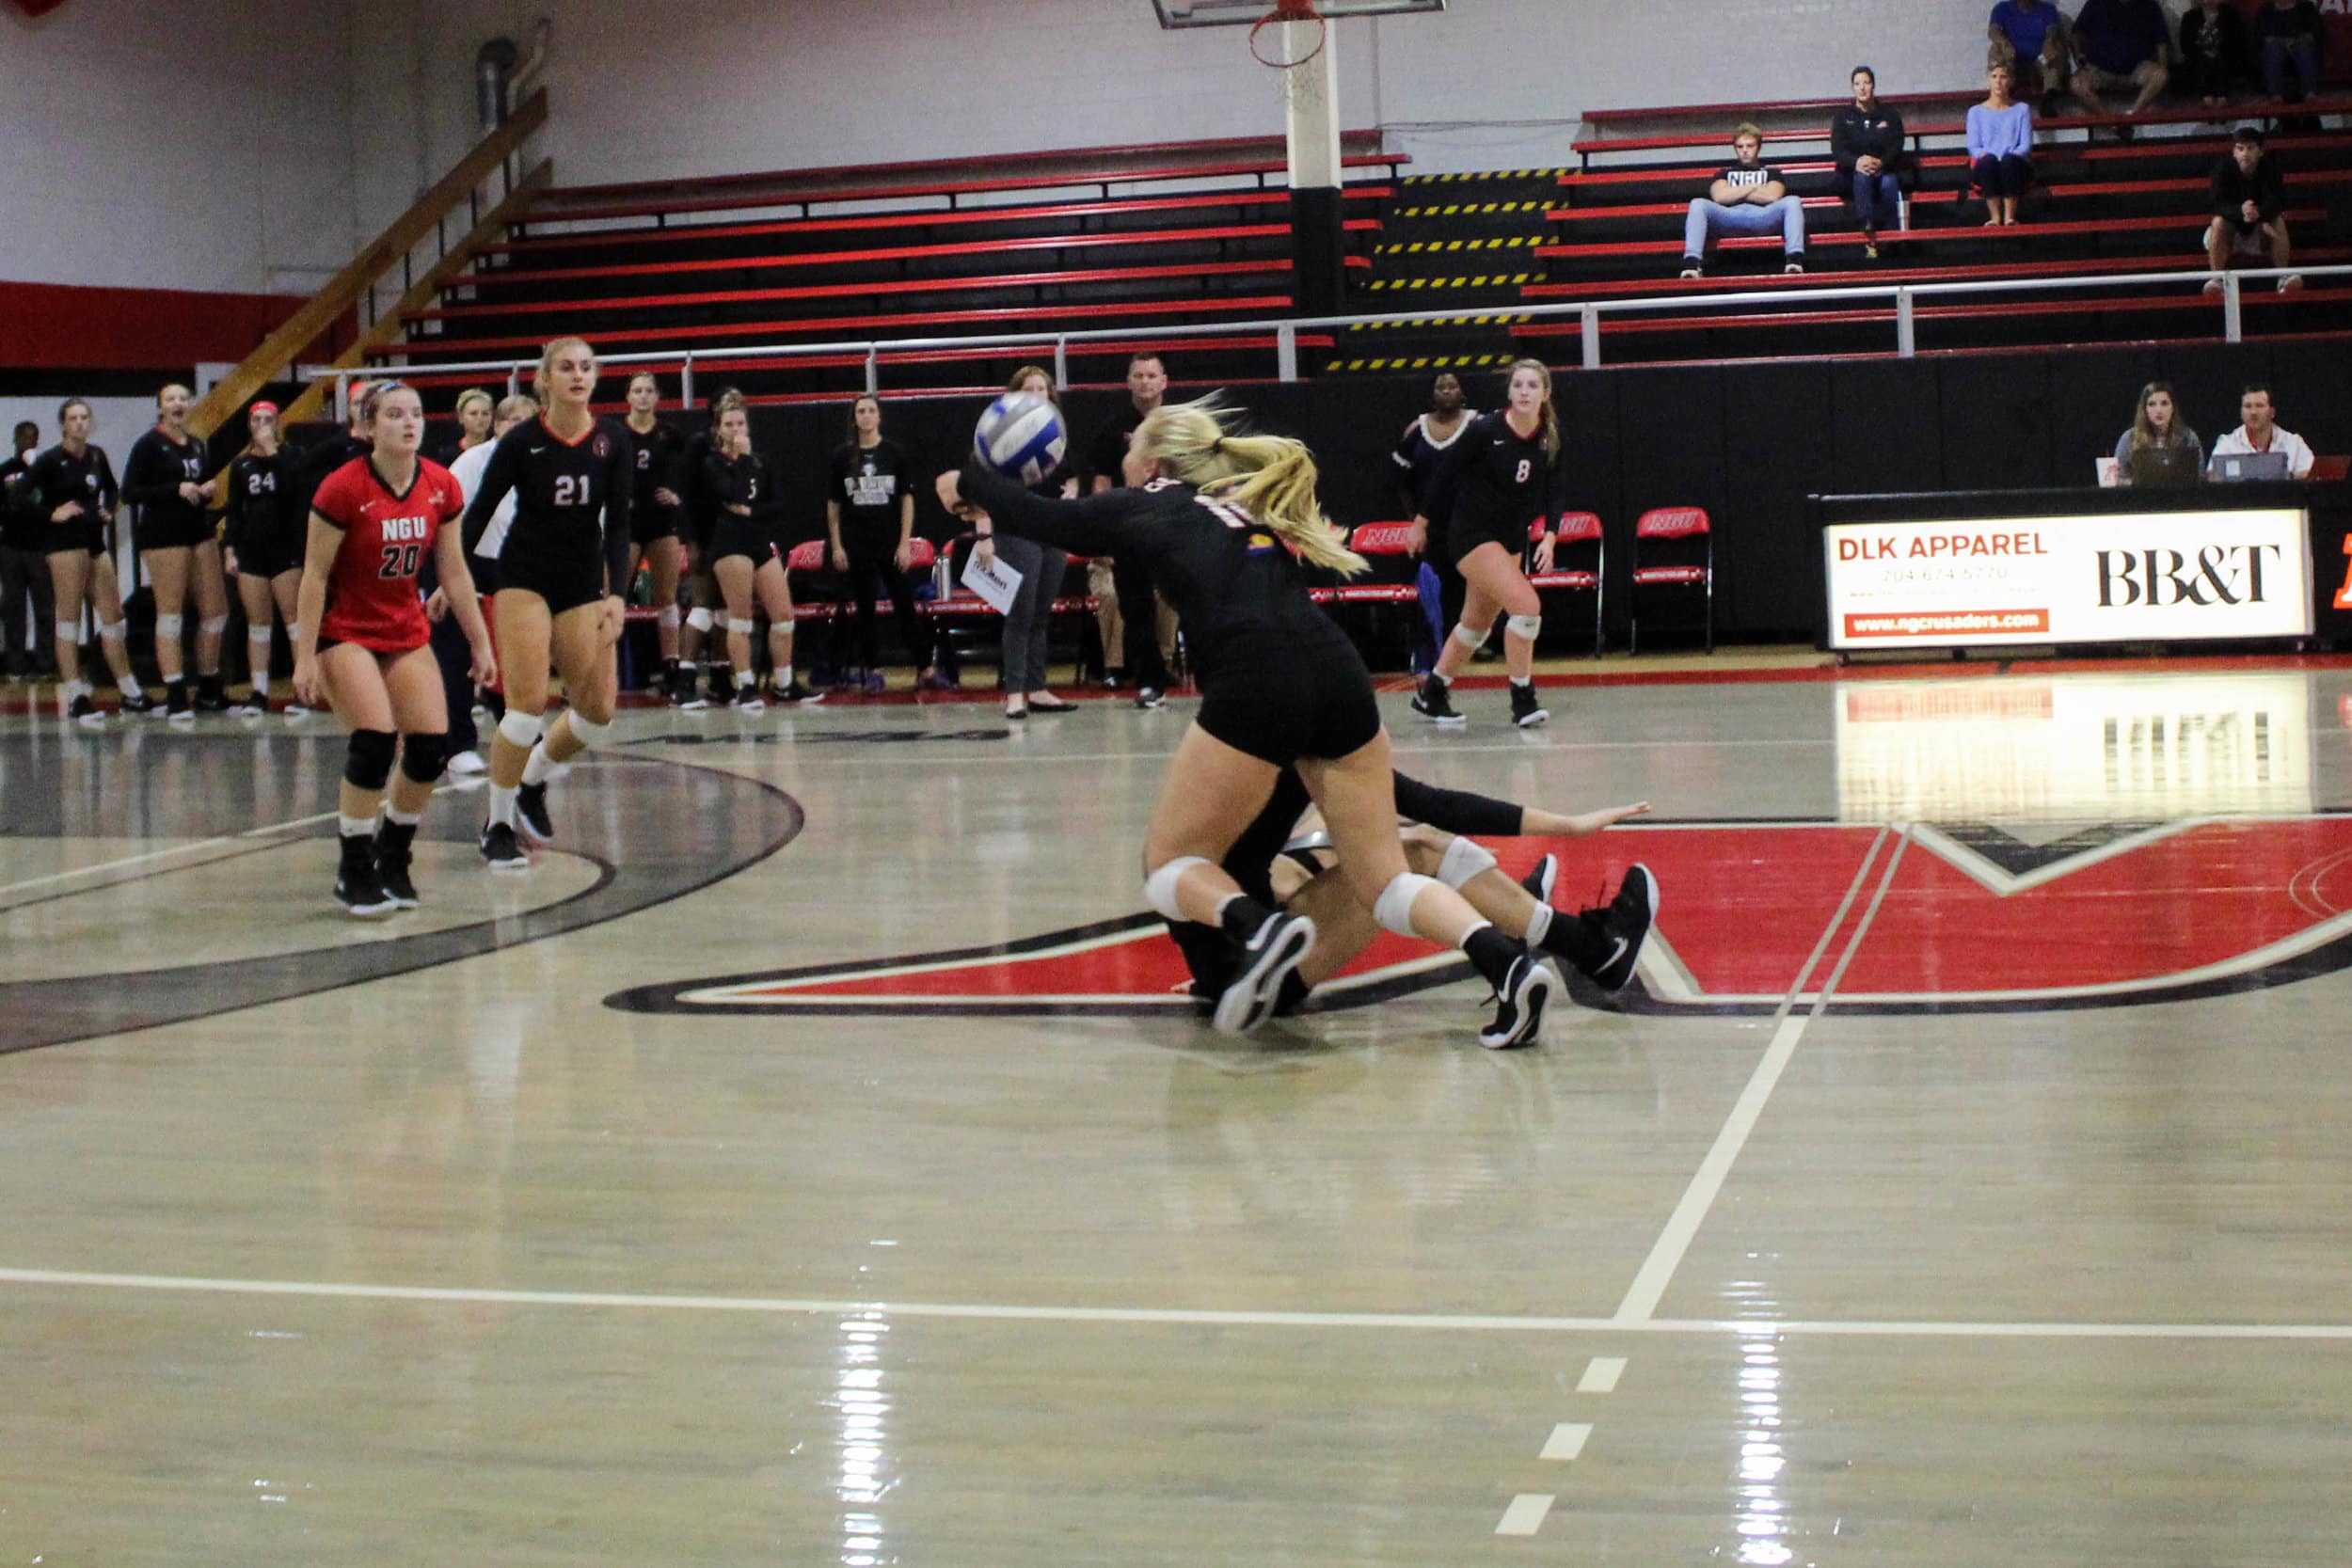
[369,0,2007,203]
[0,0,358,294]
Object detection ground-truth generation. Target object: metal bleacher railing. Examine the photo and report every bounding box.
[324,261,2352,409]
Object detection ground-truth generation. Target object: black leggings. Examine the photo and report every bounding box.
[1112,552,1170,689]
[1973,153,2032,199]
[843,541,932,669]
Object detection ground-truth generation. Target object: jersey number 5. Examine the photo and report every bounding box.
[554,475,591,506]
[378,542,422,579]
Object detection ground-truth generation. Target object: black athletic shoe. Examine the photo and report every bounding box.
[335,840,397,917]
[770,679,822,705]
[706,664,734,705]
[667,664,696,707]
[374,822,420,910]
[480,820,529,872]
[1211,910,1318,1036]
[1479,952,1560,1049]
[516,782,555,845]
[239,690,271,718]
[1519,852,1559,906]
[166,681,192,722]
[1412,673,1464,725]
[1135,686,1166,710]
[118,689,159,717]
[1509,681,1549,728]
[194,679,230,713]
[67,692,103,727]
[1582,863,1659,993]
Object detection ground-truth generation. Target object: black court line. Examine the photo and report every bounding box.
[0,751,803,1056]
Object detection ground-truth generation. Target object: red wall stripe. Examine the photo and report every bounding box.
[0,280,349,372]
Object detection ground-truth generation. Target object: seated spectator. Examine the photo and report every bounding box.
[2202,126,2301,293]
[2253,0,2325,103]
[2210,383,2316,478]
[1988,0,2073,109]
[1832,65,1911,259]
[2112,382,2205,484]
[2179,0,2251,108]
[2070,0,2173,119]
[1967,63,2036,227]
[1679,123,1805,279]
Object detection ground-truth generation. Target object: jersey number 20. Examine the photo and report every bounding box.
[378,542,422,578]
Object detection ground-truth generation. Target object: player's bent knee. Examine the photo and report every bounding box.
[1142,855,1212,922]
[687,606,715,633]
[565,712,613,748]
[1437,836,1498,890]
[498,707,545,751]
[398,731,448,785]
[1506,612,1542,641]
[1373,872,1440,937]
[1451,619,1490,649]
[344,728,398,791]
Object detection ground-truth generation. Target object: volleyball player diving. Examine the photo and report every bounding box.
[223,401,308,718]
[1413,358,1566,731]
[940,395,1564,1048]
[461,336,633,871]
[292,381,496,916]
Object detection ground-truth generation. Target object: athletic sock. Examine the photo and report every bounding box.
[488,784,518,828]
[735,672,755,690]
[1522,900,1554,945]
[1459,922,1519,990]
[520,740,557,787]
[118,673,142,699]
[1538,909,1617,974]
[1510,675,1532,689]
[249,669,271,698]
[339,815,377,840]
[384,806,423,828]
[774,663,793,687]
[1216,892,1277,942]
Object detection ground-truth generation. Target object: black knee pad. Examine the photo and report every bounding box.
[399,731,448,785]
[344,729,397,791]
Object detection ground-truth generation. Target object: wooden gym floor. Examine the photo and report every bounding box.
[4,656,2351,1565]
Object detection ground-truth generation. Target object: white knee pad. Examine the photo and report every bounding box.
[1451,620,1490,649]
[56,619,82,642]
[246,626,273,647]
[1437,836,1498,890]
[686,607,716,633]
[99,619,127,642]
[199,614,230,637]
[723,615,753,635]
[771,615,794,630]
[1373,871,1440,938]
[1506,613,1542,641]
[153,613,183,638]
[498,708,545,751]
[656,605,680,629]
[564,713,613,748]
[1142,856,1212,923]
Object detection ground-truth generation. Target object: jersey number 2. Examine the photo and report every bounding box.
[378,543,422,578]
[554,475,590,506]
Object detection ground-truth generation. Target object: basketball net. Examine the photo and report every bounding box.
[1250,0,1327,70]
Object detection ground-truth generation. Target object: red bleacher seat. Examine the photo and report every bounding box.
[1349,520,1421,556]
[1528,513,1605,657]
[2311,456,2350,483]
[1630,508,1711,656]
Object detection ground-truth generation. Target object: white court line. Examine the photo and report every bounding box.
[1540,1422,1593,1461]
[1494,1495,1555,1536]
[1576,1356,1626,1393]
[8,1267,2348,1339]
[1610,827,1902,1325]
[768,736,1836,767]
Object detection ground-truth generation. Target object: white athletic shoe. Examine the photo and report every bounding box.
[447,750,487,776]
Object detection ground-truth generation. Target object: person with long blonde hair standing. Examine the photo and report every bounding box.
[941,396,1560,1048]
[460,336,634,871]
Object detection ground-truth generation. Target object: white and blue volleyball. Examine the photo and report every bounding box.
[973,392,1067,485]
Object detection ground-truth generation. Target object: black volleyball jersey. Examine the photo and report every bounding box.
[28,443,119,527]
[225,450,306,552]
[462,414,635,594]
[122,428,212,537]
[1422,412,1568,538]
[623,419,686,516]
[830,438,911,540]
[703,449,783,522]
[1391,411,1479,513]
[302,433,373,508]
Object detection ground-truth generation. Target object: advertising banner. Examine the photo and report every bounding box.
[1823,509,2313,650]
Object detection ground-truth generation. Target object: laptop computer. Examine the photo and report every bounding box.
[2212,450,2291,483]
[2127,446,2201,487]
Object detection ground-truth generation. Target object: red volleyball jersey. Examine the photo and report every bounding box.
[310,456,466,652]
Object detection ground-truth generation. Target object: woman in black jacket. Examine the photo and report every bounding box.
[1831,66,1910,259]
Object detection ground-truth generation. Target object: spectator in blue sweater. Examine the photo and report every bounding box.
[1968,63,2036,227]
[1988,0,2074,108]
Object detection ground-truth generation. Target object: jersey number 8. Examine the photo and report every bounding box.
[378,542,423,578]
[1515,459,1533,484]
[554,475,591,506]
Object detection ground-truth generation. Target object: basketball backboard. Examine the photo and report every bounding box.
[1152,0,1445,24]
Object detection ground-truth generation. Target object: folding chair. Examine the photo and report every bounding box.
[1629,507,1712,655]
[1527,511,1605,657]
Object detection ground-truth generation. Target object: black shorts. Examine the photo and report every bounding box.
[1448,514,1527,566]
[139,515,216,552]
[629,505,678,548]
[48,522,106,559]
[708,518,780,567]
[494,540,605,615]
[1195,636,1383,768]
[234,535,303,579]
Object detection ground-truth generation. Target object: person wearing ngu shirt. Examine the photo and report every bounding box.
[1678,123,1806,279]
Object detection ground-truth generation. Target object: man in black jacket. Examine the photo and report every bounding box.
[2203,126,2300,293]
[1831,66,1909,259]
[0,420,57,680]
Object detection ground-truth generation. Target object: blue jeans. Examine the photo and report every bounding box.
[1851,170,1900,231]
[1684,197,1805,261]
[2263,36,2321,100]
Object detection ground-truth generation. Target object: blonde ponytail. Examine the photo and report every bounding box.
[1135,395,1367,577]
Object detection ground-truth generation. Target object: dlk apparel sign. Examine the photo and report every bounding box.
[1824,509,2313,650]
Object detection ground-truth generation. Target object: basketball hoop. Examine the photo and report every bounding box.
[1249,0,1327,69]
